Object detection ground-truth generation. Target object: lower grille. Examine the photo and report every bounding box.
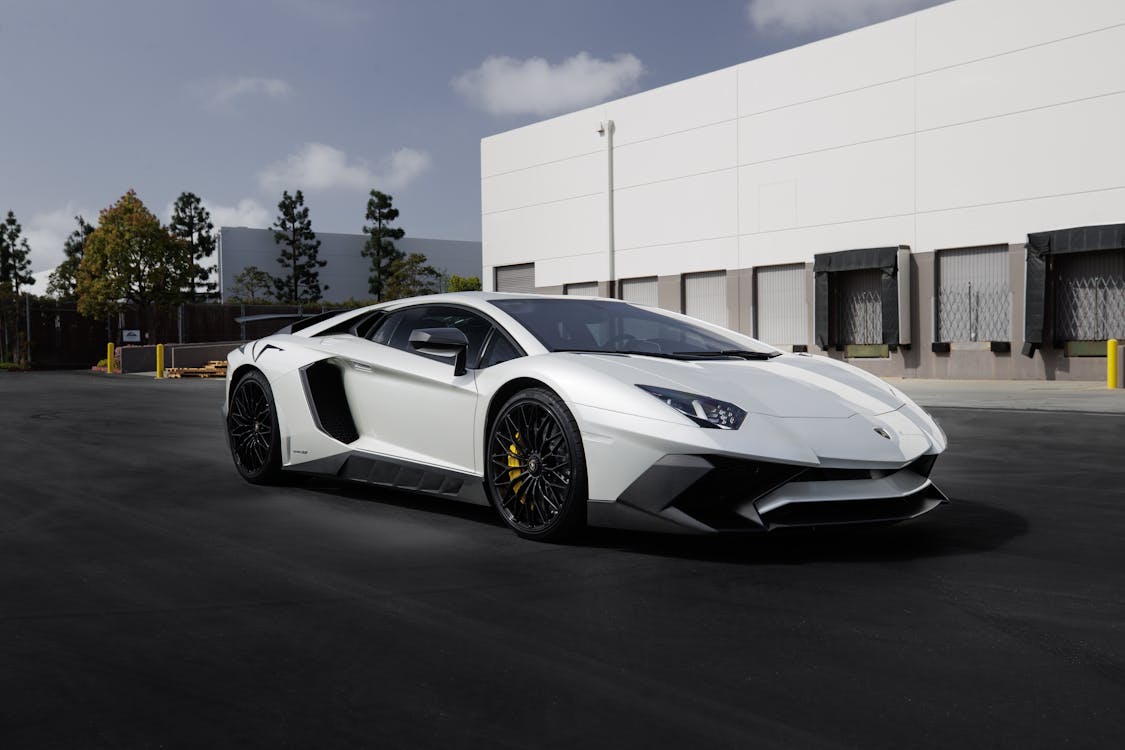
[759,486,945,527]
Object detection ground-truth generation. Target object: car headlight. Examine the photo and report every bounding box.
[637,385,747,430]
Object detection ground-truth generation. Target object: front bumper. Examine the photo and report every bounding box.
[589,453,947,533]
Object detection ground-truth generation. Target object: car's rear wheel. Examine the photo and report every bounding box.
[486,388,587,541]
[227,370,284,484]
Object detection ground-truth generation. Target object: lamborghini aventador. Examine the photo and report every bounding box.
[223,292,947,540]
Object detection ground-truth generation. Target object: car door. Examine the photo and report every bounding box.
[317,305,493,475]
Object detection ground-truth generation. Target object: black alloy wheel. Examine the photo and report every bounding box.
[487,388,587,541]
[227,370,284,484]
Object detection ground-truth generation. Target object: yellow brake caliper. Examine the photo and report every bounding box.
[507,432,529,507]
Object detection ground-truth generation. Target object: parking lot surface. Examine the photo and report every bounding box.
[1,371,1123,748]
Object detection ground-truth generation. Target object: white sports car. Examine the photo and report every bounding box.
[224,292,947,541]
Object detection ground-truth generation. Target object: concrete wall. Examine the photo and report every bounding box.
[480,0,1125,379]
[219,228,482,303]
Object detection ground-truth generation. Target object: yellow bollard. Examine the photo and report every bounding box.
[155,343,165,379]
[106,342,114,374]
[1109,338,1119,390]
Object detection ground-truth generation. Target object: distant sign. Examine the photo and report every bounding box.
[122,329,141,343]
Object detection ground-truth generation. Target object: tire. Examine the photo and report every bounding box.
[227,370,285,485]
[485,388,588,541]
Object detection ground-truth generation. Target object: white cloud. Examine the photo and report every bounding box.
[257,142,431,193]
[452,52,645,117]
[206,198,272,229]
[23,204,95,275]
[199,76,293,109]
[746,0,934,35]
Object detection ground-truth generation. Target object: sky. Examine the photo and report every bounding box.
[0,0,947,288]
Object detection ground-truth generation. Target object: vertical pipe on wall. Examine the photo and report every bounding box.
[599,120,616,296]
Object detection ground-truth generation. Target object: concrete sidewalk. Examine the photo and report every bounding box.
[887,378,1125,413]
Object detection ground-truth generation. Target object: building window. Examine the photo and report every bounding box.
[754,263,808,348]
[618,277,658,307]
[936,245,1009,343]
[564,282,598,296]
[683,271,728,327]
[494,263,535,294]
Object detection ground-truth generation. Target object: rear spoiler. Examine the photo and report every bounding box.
[234,309,351,334]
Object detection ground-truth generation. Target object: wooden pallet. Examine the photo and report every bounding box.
[165,360,228,379]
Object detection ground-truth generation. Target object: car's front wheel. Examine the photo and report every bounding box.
[486,388,587,541]
[227,370,284,485]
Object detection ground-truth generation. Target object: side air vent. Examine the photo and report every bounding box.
[301,360,359,443]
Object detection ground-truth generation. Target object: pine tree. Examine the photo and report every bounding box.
[168,192,217,301]
[0,210,34,363]
[384,253,443,301]
[47,215,95,300]
[361,190,405,301]
[271,190,326,303]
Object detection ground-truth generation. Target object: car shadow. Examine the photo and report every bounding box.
[580,496,1028,564]
[302,478,1028,564]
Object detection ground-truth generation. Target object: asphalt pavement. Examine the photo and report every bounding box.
[1,371,1123,749]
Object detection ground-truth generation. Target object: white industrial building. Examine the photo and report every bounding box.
[480,0,1125,380]
[217,228,482,303]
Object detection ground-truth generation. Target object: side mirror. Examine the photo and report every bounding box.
[409,327,469,376]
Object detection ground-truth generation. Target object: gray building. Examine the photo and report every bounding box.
[218,227,482,303]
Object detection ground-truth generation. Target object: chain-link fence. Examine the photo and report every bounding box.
[937,282,1009,342]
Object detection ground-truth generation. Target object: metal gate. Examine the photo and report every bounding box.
[936,246,1009,342]
[832,269,882,345]
[1054,249,1125,341]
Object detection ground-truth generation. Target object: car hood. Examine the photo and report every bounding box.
[557,352,905,419]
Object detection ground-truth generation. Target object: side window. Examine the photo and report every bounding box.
[479,330,521,368]
[370,305,516,369]
[368,309,414,345]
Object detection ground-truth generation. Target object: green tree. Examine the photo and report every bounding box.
[384,252,442,301]
[228,265,275,303]
[447,274,482,292]
[168,192,217,301]
[76,190,192,339]
[47,215,95,300]
[0,210,34,363]
[361,190,405,301]
[271,189,325,303]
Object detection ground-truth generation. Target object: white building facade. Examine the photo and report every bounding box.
[480,0,1125,380]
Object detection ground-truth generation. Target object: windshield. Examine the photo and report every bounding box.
[490,298,778,358]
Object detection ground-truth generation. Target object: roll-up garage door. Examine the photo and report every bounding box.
[494,263,535,294]
[832,269,882,345]
[564,282,598,296]
[683,271,728,327]
[619,277,658,307]
[1054,249,1125,341]
[755,264,808,347]
[936,246,1009,342]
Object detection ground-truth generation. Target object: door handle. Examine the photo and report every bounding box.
[349,360,373,373]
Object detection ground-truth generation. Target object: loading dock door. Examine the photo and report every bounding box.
[494,263,536,294]
[755,263,808,347]
[832,269,882,345]
[564,282,598,296]
[619,277,658,307]
[683,271,728,327]
[936,245,1009,342]
[1053,249,1125,342]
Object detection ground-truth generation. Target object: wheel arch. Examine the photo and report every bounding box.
[227,364,262,406]
[483,377,558,448]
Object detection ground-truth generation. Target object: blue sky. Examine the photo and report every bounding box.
[1,0,944,285]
